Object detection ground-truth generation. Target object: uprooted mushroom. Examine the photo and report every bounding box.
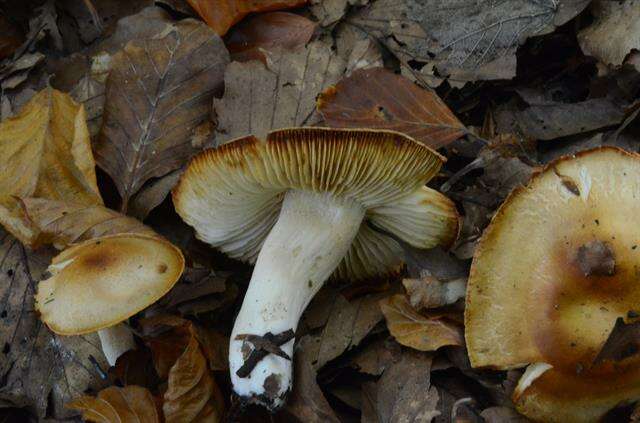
[173,127,459,409]
[465,147,640,422]
[35,233,185,366]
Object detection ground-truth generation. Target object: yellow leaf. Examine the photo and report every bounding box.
[67,385,161,423]
[0,87,102,244]
[380,294,463,351]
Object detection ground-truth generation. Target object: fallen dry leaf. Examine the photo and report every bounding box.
[213,38,345,143]
[283,337,341,423]
[348,0,590,84]
[187,0,308,35]
[318,67,466,148]
[110,348,161,390]
[141,314,228,376]
[310,0,368,27]
[594,317,640,364]
[17,197,156,249]
[380,294,464,352]
[376,351,440,423]
[403,276,467,310]
[578,0,640,67]
[0,87,102,244]
[162,327,224,422]
[225,12,316,62]
[0,228,109,419]
[334,23,383,76]
[300,287,388,370]
[0,15,23,61]
[67,385,160,423]
[495,96,626,140]
[350,337,402,376]
[95,19,229,213]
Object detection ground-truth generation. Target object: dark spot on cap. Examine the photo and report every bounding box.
[576,240,615,277]
[263,373,282,399]
[82,251,115,271]
[157,263,168,274]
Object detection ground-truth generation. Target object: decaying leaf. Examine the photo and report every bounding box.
[141,315,228,376]
[300,288,388,370]
[0,15,23,61]
[0,229,109,419]
[318,67,466,148]
[350,337,402,376]
[0,87,102,244]
[334,22,383,76]
[593,317,640,364]
[17,197,155,249]
[95,19,229,212]
[495,97,626,140]
[310,0,368,27]
[375,351,440,423]
[283,337,341,423]
[187,0,308,35]
[578,0,640,67]
[348,0,590,84]
[67,385,160,423]
[380,294,464,352]
[213,39,346,143]
[403,276,467,310]
[225,12,316,62]
[140,315,225,422]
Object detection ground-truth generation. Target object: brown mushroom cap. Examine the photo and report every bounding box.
[465,147,640,422]
[173,127,459,281]
[35,233,185,335]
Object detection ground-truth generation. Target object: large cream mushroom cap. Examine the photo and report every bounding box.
[173,127,459,281]
[465,147,640,422]
[36,233,185,335]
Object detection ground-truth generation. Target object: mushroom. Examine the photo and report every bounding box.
[173,127,459,409]
[35,233,185,366]
[465,147,640,422]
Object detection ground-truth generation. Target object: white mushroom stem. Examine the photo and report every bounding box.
[97,323,136,366]
[229,190,365,409]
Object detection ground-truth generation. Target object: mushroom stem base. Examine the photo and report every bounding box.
[98,323,136,366]
[229,189,365,410]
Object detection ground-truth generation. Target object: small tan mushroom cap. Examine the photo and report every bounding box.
[36,234,185,335]
[173,127,459,281]
[465,147,640,422]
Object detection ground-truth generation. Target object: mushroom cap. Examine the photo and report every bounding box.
[465,147,640,422]
[173,127,459,281]
[36,233,185,335]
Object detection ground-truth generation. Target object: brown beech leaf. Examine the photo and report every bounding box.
[140,316,225,421]
[67,385,160,423]
[300,287,388,370]
[225,12,316,62]
[282,337,340,423]
[0,15,23,60]
[348,0,590,84]
[95,19,229,213]
[0,87,102,243]
[318,67,466,148]
[187,0,308,35]
[17,197,155,249]
[594,317,640,364]
[141,314,228,377]
[213,38,346,144]
[0,229,109,419]
[375,351,440,423]
[380,294,464,352]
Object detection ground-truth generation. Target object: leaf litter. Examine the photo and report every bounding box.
[0,0,638,422]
